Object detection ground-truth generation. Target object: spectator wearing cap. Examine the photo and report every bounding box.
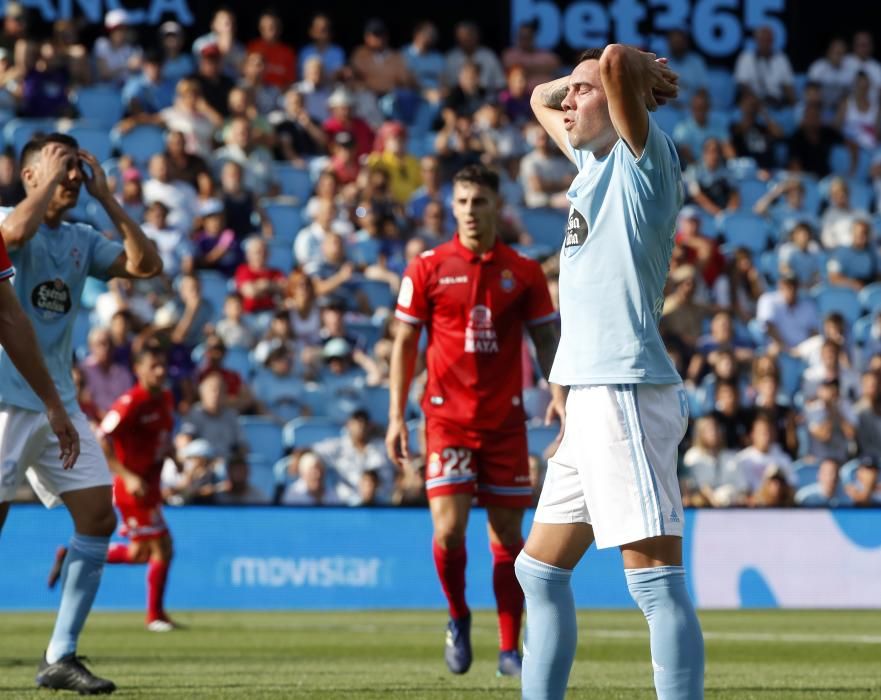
[444,21,505,92]
[212,456,270,505]
[827,219,880,291]
[80,327,134,420]
[143,153,198,233]
[193,8,246,80]
[664,28,709,105]
[856,370,881,463]
[193,335,254,414]
[234,237,286,314]
[159,78,224,158]
[733,413,794,494]
[142,200,194,278]
[314,408,397,505]
[215,292,257,350]
[323,88,375,158]
[366,122,422,204]
[294,199,354,272]
[252,341,305,423]
[328,131,362,185]
[271,89,328,164]
[114,163,146,222]
[684,137,739,217]
[293,56,333,124]
[239,52,281,117]
[299,13,346,79]
[163,438,222,506]
[805,378,857,466]
[253,310,298,364]
[674,206,726,288]
[501,21,560,92]
[520,123,576,210]
[404,21,445,102]
[246,10,296,89]
[672,89,733,166]
[734,25,796,108]
[214,116,275,197]
[284,272,322,347]
[844,455,881,506]
[350,18,412,97]
[756,273,818,352]
[122,49,174,116]
[281,451,342,506]
[192,40,236,117]
[161,273,216,351]
[158,21,195,85]
[321,337,371,400]
[94,8,142,84]
[193,198,243,277]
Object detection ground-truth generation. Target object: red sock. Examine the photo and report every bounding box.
[147,558,170,622]
[107,543,134,564]
[432,539,469,619]
[491,540,524,651]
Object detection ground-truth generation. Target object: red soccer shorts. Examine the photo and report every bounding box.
[424,417,533,508]
[113,477,169,542]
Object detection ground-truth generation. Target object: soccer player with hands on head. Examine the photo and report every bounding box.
[0,134,162,695]
[518,46,704,699]
[387,164,562,678]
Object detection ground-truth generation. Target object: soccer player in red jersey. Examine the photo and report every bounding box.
[386,164,563,677]
[50,343,177,631]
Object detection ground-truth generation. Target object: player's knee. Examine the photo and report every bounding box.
[156,537,174,561]
[130,542,150,563]
[92,508,118,537]
[434,527,466,550]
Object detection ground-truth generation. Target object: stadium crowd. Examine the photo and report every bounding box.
[1,4,880,509]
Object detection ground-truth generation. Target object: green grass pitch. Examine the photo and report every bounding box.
[1,610,879,698]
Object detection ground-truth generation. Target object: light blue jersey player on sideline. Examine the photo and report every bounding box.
[516,48,705,699]
[0,134,163,694]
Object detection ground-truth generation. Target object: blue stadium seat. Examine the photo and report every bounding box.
[777,353,806,399]
[239,417,284,461]
[113,125,166,168]
[349,238,381,267]
[527,424,559,458]
[197,271,231,318]
[706,68,736,109]
[727,157,758,181]
[853,314,874,346]
[273,455,293,489]
[792,459,820,490]
[519,207,567,250]
[282,417,343,451]
[716,212,771,254]
[406,419,424,456]
[3,118,57,157]
[361,386,390,427]
[811,284,862,324]
[245,452,275,501]
[223,346,253,379]
[859,282,881,316]
[653,106,683,135]
[347,319,383,349]
[73,85,123,127]
[357,279,395,310]
[65,124,113,162]
[267,239,294,273]
[849,181,874,212]
[758,250,779,285]
[737,178,769,211]
[828,145,851,177]
[262,200,304,243]
[273,163,313,203]
[522,386,550,421]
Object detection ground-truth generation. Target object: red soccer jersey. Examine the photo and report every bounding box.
[395,235,557,431]
[100,384,175,486]
[0,235,14,281]
[233,264,285,313]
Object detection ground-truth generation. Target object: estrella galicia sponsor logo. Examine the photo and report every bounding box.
[564,207,588,249]
[32,279,72,319]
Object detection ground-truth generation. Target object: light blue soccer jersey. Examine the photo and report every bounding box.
[0,208,123,412]
[551,116,684,386]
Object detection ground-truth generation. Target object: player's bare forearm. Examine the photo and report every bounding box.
[531,76,576,164]
[0,282,64,411]
[101,195,163,278]
[533,75,569,111]
[388,323,421,422]
[0,179,58,250]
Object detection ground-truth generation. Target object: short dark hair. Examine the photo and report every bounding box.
[133,340,166,366]
[452,164,499,193]
[576,48,605,64]
[20,132,78,169]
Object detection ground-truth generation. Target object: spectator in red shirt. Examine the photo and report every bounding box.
[246,10,296,89]
[322,88,374,158]
[675,205,726,287]
[195,335,254,413]
[234,236,285,314]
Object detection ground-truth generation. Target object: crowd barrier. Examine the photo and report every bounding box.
[1,506,879,610]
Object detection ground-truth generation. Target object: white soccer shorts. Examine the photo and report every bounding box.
[534,383,689,549]
[0,404,111,508]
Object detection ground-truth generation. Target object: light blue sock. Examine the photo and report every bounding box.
[46,534,109,663]
[625,566,704,700]
[515,552,577,700]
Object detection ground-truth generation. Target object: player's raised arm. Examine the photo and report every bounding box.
[598,44,679,158]
[79,150,163,280]
[531,75,577,165]
[0,280,79,469]
[386,319,421,469]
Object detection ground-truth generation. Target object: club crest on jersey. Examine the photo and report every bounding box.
[465,304,499,353]
[31,279,72,319]
[500,269,515,292]
[427,452,443,478]
[564,207,589,249]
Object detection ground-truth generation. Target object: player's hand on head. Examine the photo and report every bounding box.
[78,149,111,199]
[641,53,679,111]
[38,143,71,185]
[46,404,80,470]
[385,417,409,470]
